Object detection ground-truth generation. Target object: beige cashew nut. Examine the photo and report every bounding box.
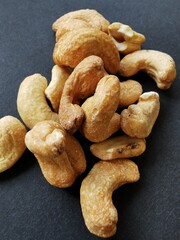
[80,159,140,238]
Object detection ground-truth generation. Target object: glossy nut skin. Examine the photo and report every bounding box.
[80,159,140,238]
[0,116,26,173]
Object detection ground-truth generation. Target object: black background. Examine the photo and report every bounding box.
[0,1,179,240]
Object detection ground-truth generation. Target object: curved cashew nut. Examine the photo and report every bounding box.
[121,91,160,138]
[81,75,121,142]
[80,159,140,238]
[90,135,146,160]
[118,50,176,89]
[45,65,71,113]
[25,120,86,188]
[59,55,107,134]
[17,74,59,129]
[53,27,120,74]
[0,116,26,173]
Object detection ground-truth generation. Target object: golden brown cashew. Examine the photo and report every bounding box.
[59,56,107,134]
[80,159,140,238]
[25,120,86,188]
[17,74,59,129]
[0,116,26,173]
[118,50,176,89]
[90,135,146,160]
[121,91,160,138]
[45,65,71,112]
[53,27,120,74]
[81,75,121,142]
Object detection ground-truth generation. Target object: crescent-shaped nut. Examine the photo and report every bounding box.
[80,159,140,238]
[118,50,176,89]
[17,73,59,129]
[45,65,71,113]
[59,56,107,134]
[53,27,120,74]
[81,75,121,142]
[25,120,86,188]
[121,91,160,138]
[0,116,26,173]
[90,135,146,160]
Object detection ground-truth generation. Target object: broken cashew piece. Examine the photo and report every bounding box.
[118,50,176,89]
[0,116,26,173]
[25,120,86,188]
[17,74,59,129]
[90,135,146,160]
[53,27,120,74]
[121,91,160,138]
[108,22,145,54]
[81,75,121,142]
[80,159,140,238]
[45,65,71,113]
[59,56,107,134]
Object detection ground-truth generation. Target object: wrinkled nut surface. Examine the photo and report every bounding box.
[90,135,146,160]
[17,74,59,129]
[53,27,120,74]
[0,116,26,173]
[25,120,86,188]
[45,65,71,112]
[108,22,145,54]
[59,56,107,134]
[119,80,143,107]
[81,75,121,142]
[118,50,176,89]
[80,159,140,238]
[121,91,160,138]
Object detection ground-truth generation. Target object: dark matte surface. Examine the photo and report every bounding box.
[0,0,179,239]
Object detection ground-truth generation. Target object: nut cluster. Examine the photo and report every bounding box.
[0,9,176,239]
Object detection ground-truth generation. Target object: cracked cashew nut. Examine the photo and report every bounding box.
[81,75,121,142]
[25,120,86,188]
[53,27,120,74]
[0,116,26,173]
[90,135,146,160]
[59,55,107,134]
[80,159,140,238]
[17,73,59,129]
[118,50,176,89]
[121,91,160,138]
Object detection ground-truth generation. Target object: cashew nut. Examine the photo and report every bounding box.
[118,50,176,89]
[53,27,120,74]
[90,135,146,160]
[45,65,71,113]
[121,91,160,138]
[119,79,143,107]
[59,55,107,134]
[25,120,86,188]
[81,75,121,142]
[0,116,26,173]
[17,73,59,129]
[80,159,140,238]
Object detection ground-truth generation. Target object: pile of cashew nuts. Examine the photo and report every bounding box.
[0,9,176,238]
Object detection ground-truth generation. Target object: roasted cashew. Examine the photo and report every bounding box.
[25,120,86,188]
[121,91,160,138]
[59,55,107,134]
[118,50,176,89]
[53,27,120,74]
[81,75,121,142]
[119,80,143,107]
[17,74,59,129]
[80,159,140,238]
[45,65,71,113]
[108,22,145,54]
[0,116,26,173]
[90,135,146,160]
